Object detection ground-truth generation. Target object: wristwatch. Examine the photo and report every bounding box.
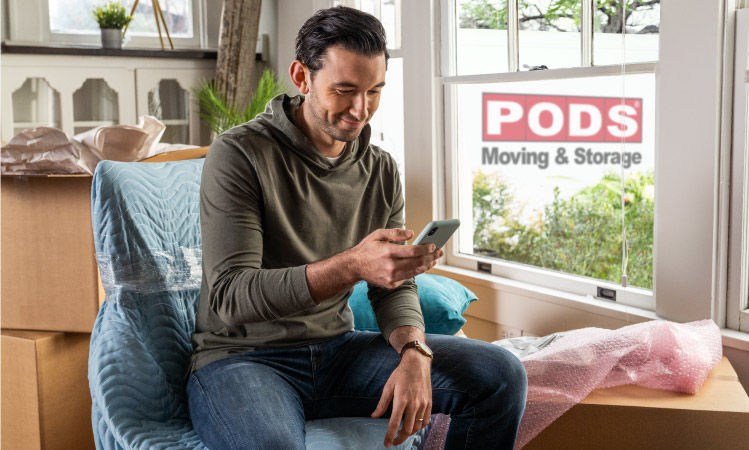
[400,340,434,360]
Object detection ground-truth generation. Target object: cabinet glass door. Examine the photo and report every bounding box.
[73,79,119,135]
[12,78,62,136]
[148,79,190,144]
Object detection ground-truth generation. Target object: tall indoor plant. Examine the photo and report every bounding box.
[92,1,133,50]
[194,68,288,136]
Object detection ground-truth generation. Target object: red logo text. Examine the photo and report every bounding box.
[482,93,643,143]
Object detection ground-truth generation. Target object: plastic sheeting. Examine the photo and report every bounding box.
[1,116,177,175]
[96,247,202,297]
[506,319,723,449]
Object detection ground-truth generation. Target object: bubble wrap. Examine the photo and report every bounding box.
[512,319,723,449]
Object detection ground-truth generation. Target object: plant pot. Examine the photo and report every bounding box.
[100,28,123,49]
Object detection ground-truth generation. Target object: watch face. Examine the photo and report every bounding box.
[417,341,433,357]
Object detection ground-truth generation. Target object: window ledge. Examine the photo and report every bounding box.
[722,329,749,352]
[0,42,236,60]
[430,264,749,352]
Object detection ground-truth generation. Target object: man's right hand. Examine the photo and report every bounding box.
[347,228,443,289]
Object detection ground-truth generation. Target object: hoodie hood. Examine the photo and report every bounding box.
[253,93,372,172]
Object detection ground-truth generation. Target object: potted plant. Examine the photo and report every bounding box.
[92,1,133,50]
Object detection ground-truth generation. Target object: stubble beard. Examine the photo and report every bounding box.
[308,89,364,143]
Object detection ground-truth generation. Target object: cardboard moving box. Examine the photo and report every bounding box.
[524,357,749,450]
[1,175,105,332]
[1,146,210,332]
[1,329,95,450]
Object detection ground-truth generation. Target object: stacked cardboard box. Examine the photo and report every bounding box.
[0,147,209,449]
[1,173,101,449]
[1,330,95,450]
[524,357,749,450]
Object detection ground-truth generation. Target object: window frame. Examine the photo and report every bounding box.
[46,0,203,48]
[727,7,749,332]
[400,0,737,330]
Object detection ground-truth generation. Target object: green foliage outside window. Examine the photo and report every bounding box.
[473,170,654,289]
[459,0,659,33]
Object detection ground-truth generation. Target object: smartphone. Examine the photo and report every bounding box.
[412,219,461,250]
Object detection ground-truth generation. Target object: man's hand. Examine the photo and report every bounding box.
[305,228,442,304]
[371,351,433,447]
[349,228,443,289]
[371,326,433,448]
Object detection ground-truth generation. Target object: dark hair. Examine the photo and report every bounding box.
[295,6,389,76]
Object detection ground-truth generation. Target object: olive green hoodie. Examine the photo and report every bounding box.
[189,94,424,373]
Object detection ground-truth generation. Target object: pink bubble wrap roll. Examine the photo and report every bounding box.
[514,319,722,449]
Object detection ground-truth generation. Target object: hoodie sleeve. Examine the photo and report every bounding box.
[200,136,317,327]
[366,159,426,344]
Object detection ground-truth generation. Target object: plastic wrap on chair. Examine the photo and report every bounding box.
[96,247,202,297]
[511,319,723,449]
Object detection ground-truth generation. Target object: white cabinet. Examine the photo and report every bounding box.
[1,53,215,146]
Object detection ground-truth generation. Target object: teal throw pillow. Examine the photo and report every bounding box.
[349,274,477,335]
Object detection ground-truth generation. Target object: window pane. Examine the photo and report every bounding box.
[128,0,193,38]
[49,0,99,34]
[369,58,405,189]
[149,79,190,144]
[49,0,193,38]
[454,73,655,289]
[12,78,62,136]
[594,0,660,65]
[381,0,400,50]
[457,0,509,75]
[519,0,582,70]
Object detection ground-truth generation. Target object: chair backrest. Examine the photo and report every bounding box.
[89,159,205,440]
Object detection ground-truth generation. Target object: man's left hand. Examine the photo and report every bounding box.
[371,351,433,448]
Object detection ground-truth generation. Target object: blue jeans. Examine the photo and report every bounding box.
[187,331,527,450]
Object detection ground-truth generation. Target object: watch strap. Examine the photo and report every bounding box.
[399,340,433,360]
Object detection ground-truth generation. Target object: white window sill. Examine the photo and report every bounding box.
[430,264,749,352]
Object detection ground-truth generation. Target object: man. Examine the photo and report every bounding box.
[187,6,527,450]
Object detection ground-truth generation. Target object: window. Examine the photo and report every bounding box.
[40,0,203,48]
[443,0,659,310]
[49,0,194,38]
[455,0,660,74]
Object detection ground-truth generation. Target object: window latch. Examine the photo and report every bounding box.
[597,287,617,301]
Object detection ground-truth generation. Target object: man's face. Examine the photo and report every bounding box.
[305,45,387,143]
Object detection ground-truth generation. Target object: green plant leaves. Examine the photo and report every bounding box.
[92,1,133,29]
[194,68,288,136]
